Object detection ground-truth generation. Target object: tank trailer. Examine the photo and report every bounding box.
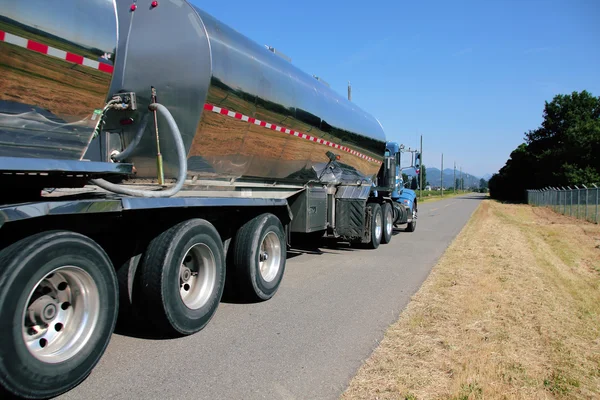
[0,0,419,397]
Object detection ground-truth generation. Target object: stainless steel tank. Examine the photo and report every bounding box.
[0,0,116,160]
[0,0,387,184]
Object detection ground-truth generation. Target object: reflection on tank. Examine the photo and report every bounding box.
[189,76,383,181]
[185,5,387,183]
[0,0,388,184]
[0,0,116,159]
[0,101,97,159]
[205,77,385,159]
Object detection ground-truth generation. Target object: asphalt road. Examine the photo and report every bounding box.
[57,194,485,400]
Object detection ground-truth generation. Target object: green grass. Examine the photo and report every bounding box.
[417,190,477,203]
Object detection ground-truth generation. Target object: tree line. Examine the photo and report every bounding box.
[489,90,600,202]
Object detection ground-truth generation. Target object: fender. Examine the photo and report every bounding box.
[395,188,417,224]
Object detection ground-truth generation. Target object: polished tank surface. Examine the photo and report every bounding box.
[188,7,386,182]
[0,0,387,185]
[0,0,116,159]
[105,0,386,184]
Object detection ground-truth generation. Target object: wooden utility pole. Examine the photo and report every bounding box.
[454,162,456,193]
[441,153,443,197]
[419,135,423,199]
[347,81,352,101]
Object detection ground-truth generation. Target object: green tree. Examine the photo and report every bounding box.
[455,178,460,191]
[402,173,409,186]
[479,178,488,189]
[420,164,427,190]
[490,90,600,201]
[410,176,418,190]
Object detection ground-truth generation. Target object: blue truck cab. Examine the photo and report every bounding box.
[385,142,418,232]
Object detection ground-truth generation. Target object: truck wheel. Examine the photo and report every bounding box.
[366,203,383,249]
[405,206,417,232]
[230,213,286,302]
[136,219,225,336]
[0,231,118,400]
[381,203,393,244]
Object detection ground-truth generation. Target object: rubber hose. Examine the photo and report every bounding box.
[112,113,150,162]
[91,103,187,198]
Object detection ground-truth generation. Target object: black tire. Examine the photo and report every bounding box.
[366,203,383,249]
[405,204,417,232]
[381,202,393,244]
[0,231,118,400]
[230,213,286,302]
[135,219,225,336]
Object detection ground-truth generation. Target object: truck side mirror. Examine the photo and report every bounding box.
[415,153,421,169]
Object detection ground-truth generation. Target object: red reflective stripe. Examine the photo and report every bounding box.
[65,52,84,65]
[98,62,114,73]
[1,31,112,74]
[202,104,381,164]
[27,41,48,54]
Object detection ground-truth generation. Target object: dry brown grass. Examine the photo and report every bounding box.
[188,106,379,179]
[419,191,477,204]
[0,42,110,121]
[342,200,600,400]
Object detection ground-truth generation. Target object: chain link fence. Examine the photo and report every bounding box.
[527,185,599,224]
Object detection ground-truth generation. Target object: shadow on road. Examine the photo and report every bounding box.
[114,235,364,338]
[392,227,409,236]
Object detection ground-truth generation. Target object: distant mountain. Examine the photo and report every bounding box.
[423,167,483,189]
[400,165,490,188]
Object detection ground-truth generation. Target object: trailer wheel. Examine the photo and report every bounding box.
[381,203,393,244]
[0,231,118,400]
[136,219,225,336]
[230,213,286,302]
[366,203,383,249]
[406,205,417,232]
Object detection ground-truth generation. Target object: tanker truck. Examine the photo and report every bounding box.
[0,1,410,398]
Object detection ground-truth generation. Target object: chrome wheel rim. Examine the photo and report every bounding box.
[385,207,393,237]
[259,231,281,282]
[375,210,383,240]
[22,267,100,364]
[180,243,217,310]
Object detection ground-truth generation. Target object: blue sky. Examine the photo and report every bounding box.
[3,0,116,51]
[192,0,599,177]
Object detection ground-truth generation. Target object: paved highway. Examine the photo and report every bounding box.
[57,194,485,400]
